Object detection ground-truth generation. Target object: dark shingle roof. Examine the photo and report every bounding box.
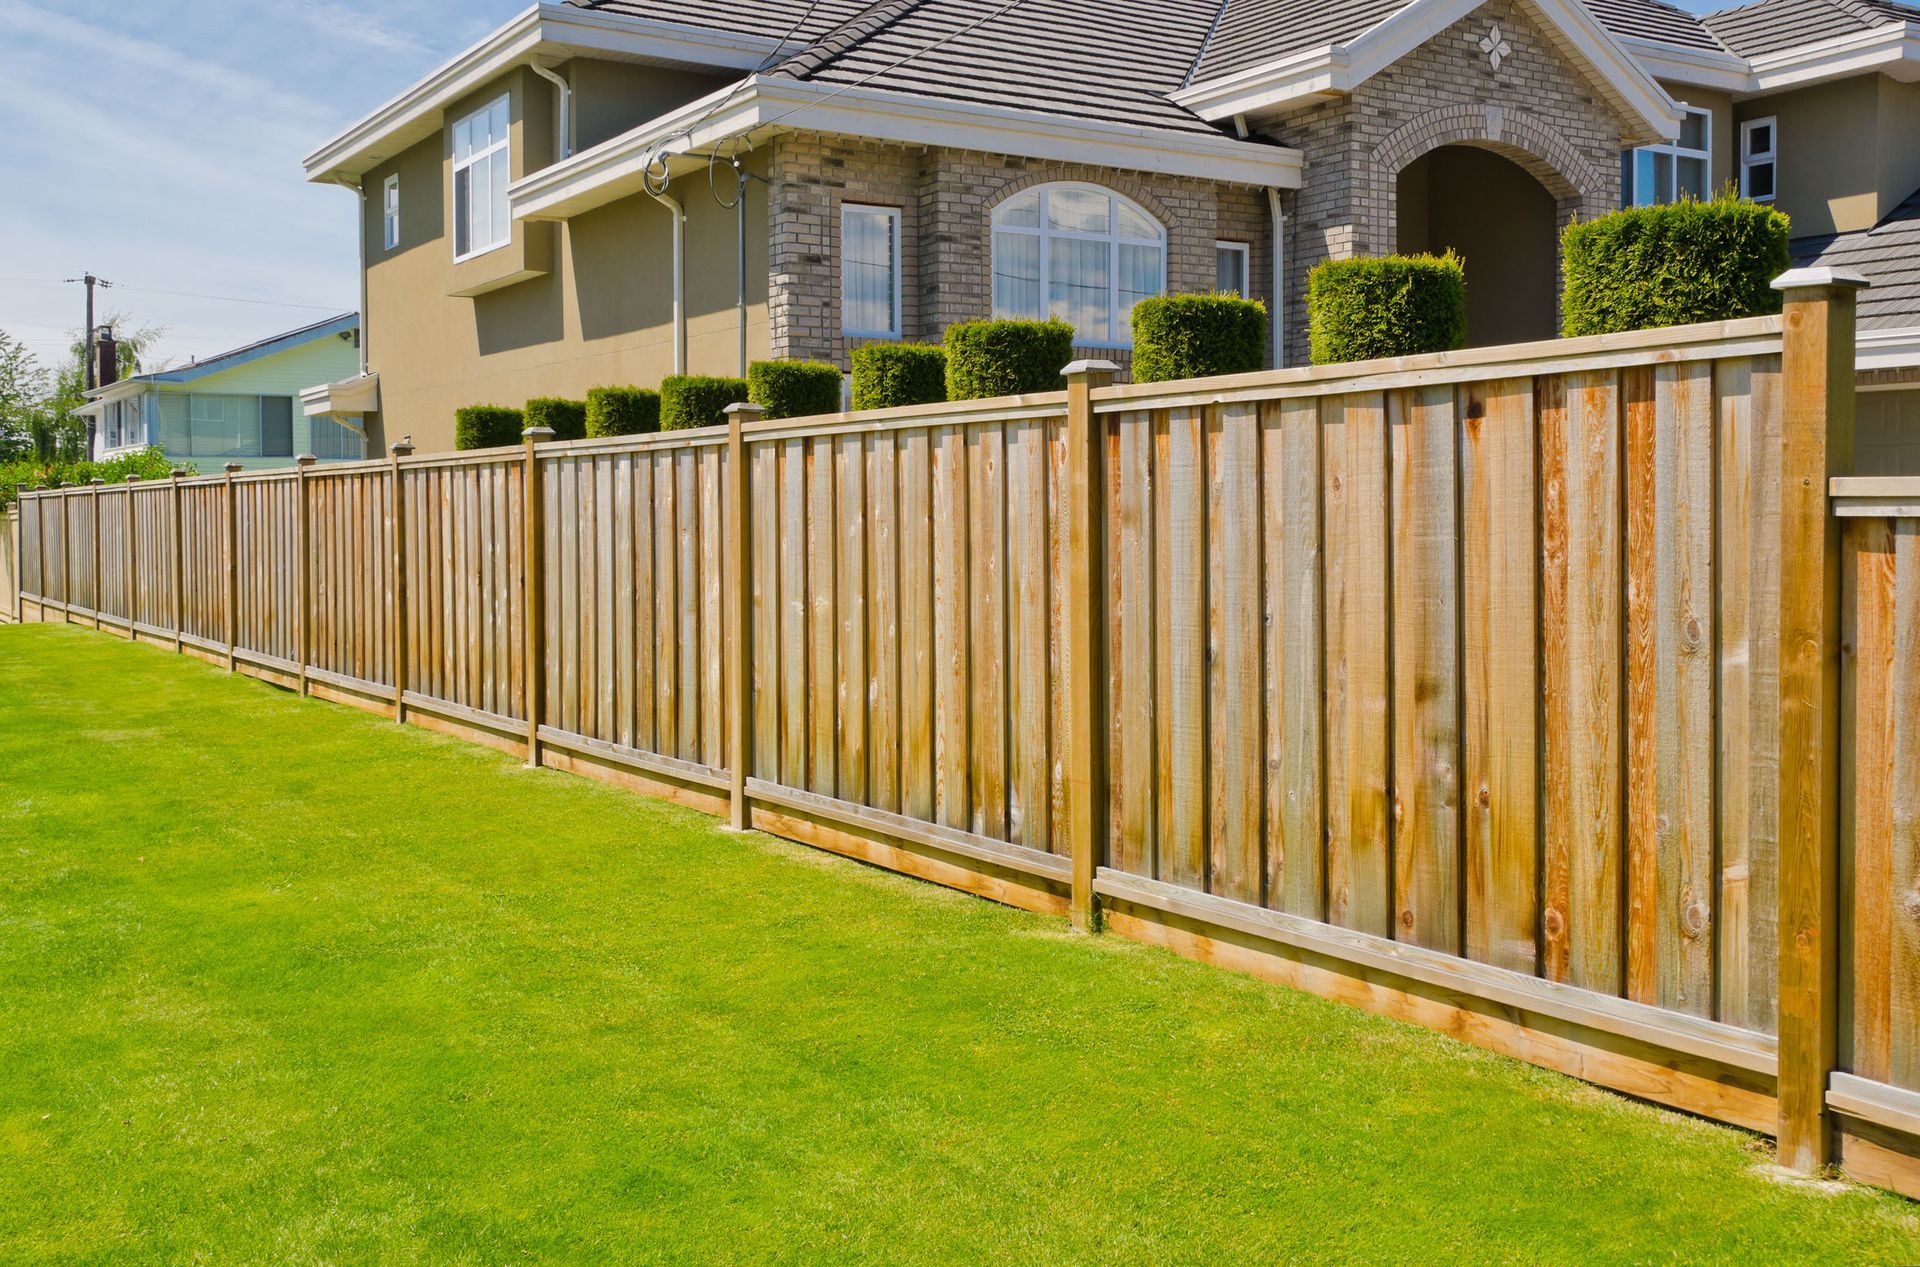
[1583,0,1730,50]
[1792,187,1920,331]
[1191,0,1413,84]
[1703,0,1920,58]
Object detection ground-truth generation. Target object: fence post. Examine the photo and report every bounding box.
[58,483,73,624]
[1063,359,1118,931]
[124,476,139,634]
[295,454,316,694]
[1771,265,1867,1173]
[724,402,763,831]
[89,478,104,630]
[224,464,242,670]
[389,440,414,724]
[166,470,185,652]
[522,427,554,767]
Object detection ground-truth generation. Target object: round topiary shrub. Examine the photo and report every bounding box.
[1560,196,1791,337]
[1308,253,1467,365]
[850,343,947,410]
[747,360,843,420]
[454,405,526,450]
[585,386,661,437]
[944,318,1076,400]
[524,396,587,441]
[1131,294,1268,383]
[660,375,750,431]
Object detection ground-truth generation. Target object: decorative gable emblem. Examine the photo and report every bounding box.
[1477,24,1512,69]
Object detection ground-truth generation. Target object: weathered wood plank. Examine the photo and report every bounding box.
[1112,410,1155,876]
[1390,385,1461,953]
[932,425,969,829]
[779,440,807,786]
[899,429,935,821]
[1166,406,1209,891]
[1006,418,1050,850]
[836,434,868,806]
[1263,398,1322,919]
[1845,516,1897,1082]
[1461,377,1539,975]
[1212,402,1263,905]
[868,433,900,814]
[968,422,1008,841]
[807,437,837,795]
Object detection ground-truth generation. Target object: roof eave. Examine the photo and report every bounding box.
[510,77,1305,223]
[301,4,793,186]
[1619,35,1753,92]
[1745,21,1920,92]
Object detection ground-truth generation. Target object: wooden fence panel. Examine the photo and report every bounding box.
[0,508,20,623]
[235,477,297,664]
[404,459,522,723]
[17,500,41,605]
[306,471,390,689]
[182,482,227,647]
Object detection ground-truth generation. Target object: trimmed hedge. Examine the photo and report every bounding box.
[1561,196,1790,337]
[1308,253,1467,365]
[454,405,525,450]
[851,343,947,410]
[1131,294,1268,383]
[944,318,1076,400]
[660,375,749,431]
[748,359,843,420]
[524,396,587,441]
[585,386,660,437]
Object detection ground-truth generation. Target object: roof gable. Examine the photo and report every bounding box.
[1175,0,1682,143]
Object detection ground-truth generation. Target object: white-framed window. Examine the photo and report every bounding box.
[1622,105,1711,207]
[1216,241,1250,297]
[156,393,297,459]
[991,183,1166,348]
[841,203,901,338]
[451,94,511,261]
[382,174,401,250]
[1741,117,1777,203]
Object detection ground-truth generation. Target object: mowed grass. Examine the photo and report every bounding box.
[2,624,1917,1265]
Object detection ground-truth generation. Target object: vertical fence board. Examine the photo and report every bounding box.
[1264,398,1323,919]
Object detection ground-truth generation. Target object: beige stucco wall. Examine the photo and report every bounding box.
[1733,75,1920,239]
[360,61,768,454]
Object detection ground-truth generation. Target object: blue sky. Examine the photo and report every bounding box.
[0,0,1729,372]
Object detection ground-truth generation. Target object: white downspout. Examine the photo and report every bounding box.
[331,175,368,376]
[648,186,687,376]
[1233,113,1287,369]
[529,63,572,160]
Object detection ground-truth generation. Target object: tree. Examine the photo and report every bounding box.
[0,331,47,460]
[35,311,169,461]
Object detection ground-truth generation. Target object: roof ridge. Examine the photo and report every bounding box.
[770,0,928,80]
[1180,0,1238,88]
[1825,0,1905,27]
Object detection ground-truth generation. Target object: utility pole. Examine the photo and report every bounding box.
[63,273,112,457]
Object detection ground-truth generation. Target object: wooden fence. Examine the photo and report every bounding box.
[12,272,1917,1195]
[0,508,16,624]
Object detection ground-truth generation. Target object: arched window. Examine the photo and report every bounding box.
[991,183,1165,348]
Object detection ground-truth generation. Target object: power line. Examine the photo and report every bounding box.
[0,277,340,312]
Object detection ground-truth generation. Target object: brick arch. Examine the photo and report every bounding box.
[1365,103,1610,254]
[981,167,1179,234]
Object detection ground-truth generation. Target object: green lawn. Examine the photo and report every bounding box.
[3,623,1917,1265]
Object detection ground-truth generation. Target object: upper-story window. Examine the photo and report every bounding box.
[383,174,401,250]
[991,183,1165,348]
[842,203,901,338]
[452,95,510,260]
[1741,117,1777,203]
[1623,106,1710,207]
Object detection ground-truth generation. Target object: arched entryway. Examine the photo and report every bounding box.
[1397,145,1558,346]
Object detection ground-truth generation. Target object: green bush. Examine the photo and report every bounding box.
[944,318,1076,400]
[585,386,661,438]
[524,396,587,441]
[454,405,525,451]
[850,343,947,410]
[748,360,843,421]
[1561,196,1791,337]
[1,447,184,510]
[1308,253,1467,365]
[660,375,749,431]
[1131,294,1268,383]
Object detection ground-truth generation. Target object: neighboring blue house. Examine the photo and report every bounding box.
[83,313,365,470]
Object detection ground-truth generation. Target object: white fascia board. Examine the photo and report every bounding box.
[1621,36,1754,94]
[1748,23,1920,91]
[510,77,1304,222]
[1858,326,1920,373]
[302,4,790,184]
[1176,0,1681,140]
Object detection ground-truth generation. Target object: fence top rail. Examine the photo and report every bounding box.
[740,391,1069,444]
[1832,475,1920,518]
[1092,314,1785,415]
[535,429,728,459]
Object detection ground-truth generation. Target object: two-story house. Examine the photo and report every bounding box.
[302,0,1920,469]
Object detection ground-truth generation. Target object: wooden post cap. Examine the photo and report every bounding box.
[125,474,140,483]
[224,463,244,474]
[89,478,105,485]
[389,438,415,457]
[295,454,318,469]
[522,426,556,441]
[723,402,764,420]
[1771,266,1870,294]
[169,469,186,479]
[1062,359,1122,385]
